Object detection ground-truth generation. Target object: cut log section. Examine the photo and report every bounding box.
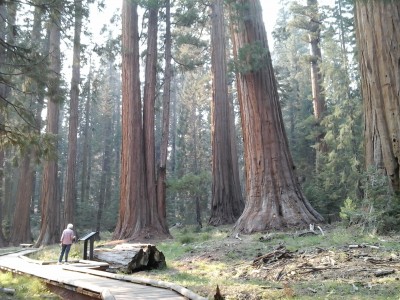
[93,244,166,273]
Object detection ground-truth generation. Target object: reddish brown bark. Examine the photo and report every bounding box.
[209,0,244,226]
[230,0,324,233]
[156,0,172,228]
[355,0,400,193]
[35,2,63,246]
[114,1,169,240]
[114,0,144,239]
[143,5,159,225]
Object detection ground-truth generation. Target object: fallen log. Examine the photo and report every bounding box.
[94,243,166,273]
[253,245,294,268]
[0,287,15,295]
[374,269,395,277]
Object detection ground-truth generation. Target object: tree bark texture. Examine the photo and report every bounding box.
[9,1,45,245]
[94,244,166,273]
[143,4,159,227]
[156,0,172,229]
[0,2,8,246]
[80,62,92,203]
[307,0,325,121]
[114,0,145,240]
[10,155,34,245]
[63,0,82,228]
[209,0,244,226]
[35,2,63,246]
[229,0,324,233]
[114,1,169,240]
[355,1,400,193]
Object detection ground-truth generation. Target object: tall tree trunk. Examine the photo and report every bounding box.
[63,0,82,228]
[80,61,92,204]
[0,1,8,246]
[10,155,34,244]
[229,0,324,233]
[10,2,45,246]
[355,0,400,193]
[209,0,244,226]
[35,2,63,246]
[111,80,121,207]
[156,0,172,228]
[96,61,114,233]
[2,0,17,234]
[143,3,159,227]
[115,1,148,239]
[115,0,170,240]
[307,0,325,121]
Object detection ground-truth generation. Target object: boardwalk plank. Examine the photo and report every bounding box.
[0,250,202,300]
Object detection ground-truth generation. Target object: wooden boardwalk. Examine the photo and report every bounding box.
[0,250,206,300]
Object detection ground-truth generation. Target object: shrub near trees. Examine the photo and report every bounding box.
[0,0,399,247]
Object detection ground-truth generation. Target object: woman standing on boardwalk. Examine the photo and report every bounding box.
[58,224,75,264]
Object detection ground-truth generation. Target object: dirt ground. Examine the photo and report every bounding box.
[158,227,400,299]
[97,226,400,299]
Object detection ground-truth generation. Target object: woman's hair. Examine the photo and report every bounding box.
[67,223,73,229]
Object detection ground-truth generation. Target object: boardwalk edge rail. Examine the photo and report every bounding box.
[63,265,208,300]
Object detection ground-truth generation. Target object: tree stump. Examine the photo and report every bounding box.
[93,243,166,273]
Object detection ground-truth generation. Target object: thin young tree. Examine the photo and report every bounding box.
[355,0,400,193]
[0,0,8,246]
[63,0,83,229]
[229,0,324,232]
[80,59,92,204]
[209,0,244,226]
[96,59,117,233]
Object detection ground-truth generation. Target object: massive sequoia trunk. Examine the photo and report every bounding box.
[209,0,244,226]
[9,0,45,246]
[355,1,400,193]
[229,0,324,233]
[142,4,161,230]
[114,0,170,240]
[156,0,172,228]
[35,1,62,246]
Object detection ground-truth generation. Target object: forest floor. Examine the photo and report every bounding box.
[129,224,400,299]
[1,224,400,299]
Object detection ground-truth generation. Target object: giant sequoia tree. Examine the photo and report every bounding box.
[114,0,170,240]
[229,0,324,232]
[209,0,244,226]
[355,0,400,193]
[9,2,46,246]
[35,1,63,246]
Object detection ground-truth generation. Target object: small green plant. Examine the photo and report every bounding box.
[178,234,195,244]
[339,167,400,234]
[339,197,359,225]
